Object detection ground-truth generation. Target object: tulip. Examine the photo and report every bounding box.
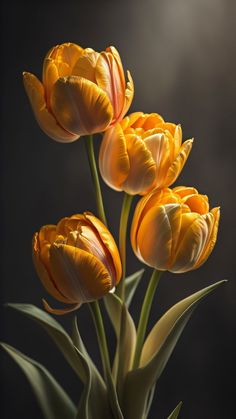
[23,43,134,142]
[99,112,193,195]
[33,212,122,314]
[131,186,220,273]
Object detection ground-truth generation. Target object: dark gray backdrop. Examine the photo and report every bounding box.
[1,0,235,418]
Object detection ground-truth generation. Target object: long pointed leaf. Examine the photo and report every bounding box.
[1,343,76,419]
[123,280,226,419]
[72,317,110,419]
[6,303,87,382]
[125,269,144,308]
[167,401,183,419]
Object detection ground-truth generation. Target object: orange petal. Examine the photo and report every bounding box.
[136,204,182,270]
[23,72,79,142]
[183,194,209,214]
[50,75,113,135]
[84,213,122,285]
[122,135,156,195]
[170,214,209,273]
[49,244,112,303]
[164,139,193,187]
[43,299,81,315]
[32,233,71,304]
[99,124,130,190]
[121,70,134,120]
[144,133,172,189]
[194,207,220,269]
[72,49,99,83]
[45,43,84,70]
[173,186,198,198]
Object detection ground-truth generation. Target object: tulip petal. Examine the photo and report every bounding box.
[49,244,112,303]
[182,194,209,214]
[164,139,193,187]
[144,133,172,188]
[121,112,144,131]
[170,215,209,273]
[121,70,134,120]
[136,204,182,269]
[194,207,220,269]
[45,43,84,70]
[84,213,122,285]
[173,186,198,198]
[96,49,125,122]
[99,124,130,190]
[72,49,99,83]
[43,299,81,315]
[23,72,79,142]
[50,75,113,135]
[33,233,72,304]
[122,135,156,195]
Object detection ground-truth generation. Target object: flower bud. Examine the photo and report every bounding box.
[131,187,220,273]
[23,43,134,142]
[33,213,122,314]
[99,112,193,195]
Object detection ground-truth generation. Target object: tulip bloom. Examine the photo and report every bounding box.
[131,187,220,273]
[33,213,122,314]
[99,112,193,195]
[23,43,134,142]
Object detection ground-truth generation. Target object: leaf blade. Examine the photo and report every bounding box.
[167,401,183,419]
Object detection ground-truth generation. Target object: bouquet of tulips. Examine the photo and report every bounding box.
[1,43,226,419]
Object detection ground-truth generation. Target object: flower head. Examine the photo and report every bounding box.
[99,112,193,195]
[131,187,220,273]
[33,213,122,314]
[23,43,134,142]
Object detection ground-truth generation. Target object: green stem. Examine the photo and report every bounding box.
[116,193,133,301]
[85,135,107,226]
[132,269,162,369]
[89,301,123,419]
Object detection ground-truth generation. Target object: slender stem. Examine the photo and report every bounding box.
[133,269,162,369]
[85,135,107,226]
[116,193,133,301]
[89,301,123,419]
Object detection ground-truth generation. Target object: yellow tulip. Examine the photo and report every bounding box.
[131,186,220,273]
[99,112,193,195]
[33,212,122,314]
[23,43,134,142]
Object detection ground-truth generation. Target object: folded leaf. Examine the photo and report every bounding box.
[125,269,144,308]
[72,317,110,419]
[167,401,183,419]
[104,293,136,406]
[6,303,87,382]
[1,342,76,419]
[123,280,227,419]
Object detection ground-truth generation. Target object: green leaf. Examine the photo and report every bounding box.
[104,293,136,400]
[1,342,76,419]
[6,303,87,382]
[72,317,110,419]
[125,269,144,308]
[123,280,227,419]
[167,401,183,419]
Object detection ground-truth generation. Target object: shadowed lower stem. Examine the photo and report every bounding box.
[133,269,162,369]
[85,135,107,226]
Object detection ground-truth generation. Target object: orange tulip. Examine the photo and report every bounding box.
[131,187,220,273]
[23,43,134,142]
[33,213,122,314]
[99,112,193,195]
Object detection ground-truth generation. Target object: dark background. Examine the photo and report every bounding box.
[1,0,235,418]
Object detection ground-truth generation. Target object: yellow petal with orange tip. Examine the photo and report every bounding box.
[136,204,182,269]
[164,139,193,187]
[99,124,130,190]
[194,207,220,269]
[23,72,79,142]
[32,233,72,304]
[50,75,113,135]
[84,212,122,284]
[122,135,156,195]
[49,243,112,303]
[170,214,209,273]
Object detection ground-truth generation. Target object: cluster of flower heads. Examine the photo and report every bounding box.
[24,42,220,314]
